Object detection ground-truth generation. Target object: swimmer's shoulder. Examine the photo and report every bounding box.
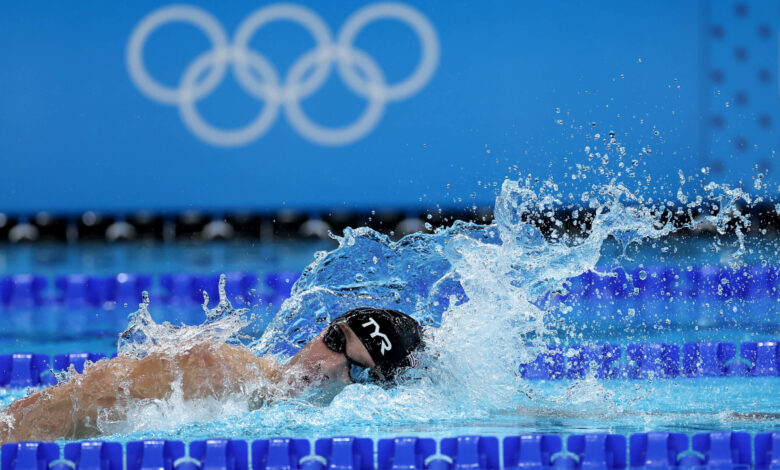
[214,343,281,381]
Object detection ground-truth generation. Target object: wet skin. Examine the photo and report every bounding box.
[286,322,375,384]
[0,322,374,443]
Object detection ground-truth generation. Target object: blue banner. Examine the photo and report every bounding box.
[0,1,772,214]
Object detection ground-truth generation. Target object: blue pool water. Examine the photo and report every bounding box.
[1,178,779,448]
[2,238,778,355]
[1,364,777,441]
[0,240,335,355]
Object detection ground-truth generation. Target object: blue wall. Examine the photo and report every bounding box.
[0,1,772,214]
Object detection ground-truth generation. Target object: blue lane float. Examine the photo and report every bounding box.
[568,434,627,470]
[566,344,621,380]
[178,440,248,470]
[253,438,311,470]
[519,340,780,380]
[439,435,500,470]
[0,271,292,339]
[755,432,780,470]
[2,264,780,312]
[1,442,59,470]
[0,354,55,388]
[314,437,374,470]
[629,433,691,469]
[0,275,47,309]
[0,271,280,310]
[503,434,562,470]
[568,265,780,303]
[126,440,185,470]
[378,437,435,470]
[626,343,681,379]
[53,441,122,470]
[3,432,780,470]
[52,353,107,375]
[1,265,780,340]
[0,352,115,388]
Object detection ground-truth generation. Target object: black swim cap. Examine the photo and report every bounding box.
[333,307,423,380]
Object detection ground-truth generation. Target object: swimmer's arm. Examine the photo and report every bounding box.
[0,343,277,443]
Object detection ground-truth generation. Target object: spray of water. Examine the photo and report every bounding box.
[80,158,777,442]
[117,274,250,359]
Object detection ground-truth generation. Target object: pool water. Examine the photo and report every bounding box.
[1,370,776,442]
[1,245,778,443]
[0,240,336,355]
[1,178,779,447]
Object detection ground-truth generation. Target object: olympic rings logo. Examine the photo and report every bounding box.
[126,3,439,147]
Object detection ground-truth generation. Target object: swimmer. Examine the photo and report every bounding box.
[0,307,423,443]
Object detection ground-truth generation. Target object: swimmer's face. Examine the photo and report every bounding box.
[287,323,375,386]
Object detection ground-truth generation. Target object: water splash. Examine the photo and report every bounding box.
[234,175,760,424]
[82,168,776,439]
[118,274,250,359]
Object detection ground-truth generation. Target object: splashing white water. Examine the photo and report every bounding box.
[73,171,771,440]
[118,274,250,359]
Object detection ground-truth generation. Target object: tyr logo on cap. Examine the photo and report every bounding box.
[362,317,392,355]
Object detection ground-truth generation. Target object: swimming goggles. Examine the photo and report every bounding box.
[322,323,374,383]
